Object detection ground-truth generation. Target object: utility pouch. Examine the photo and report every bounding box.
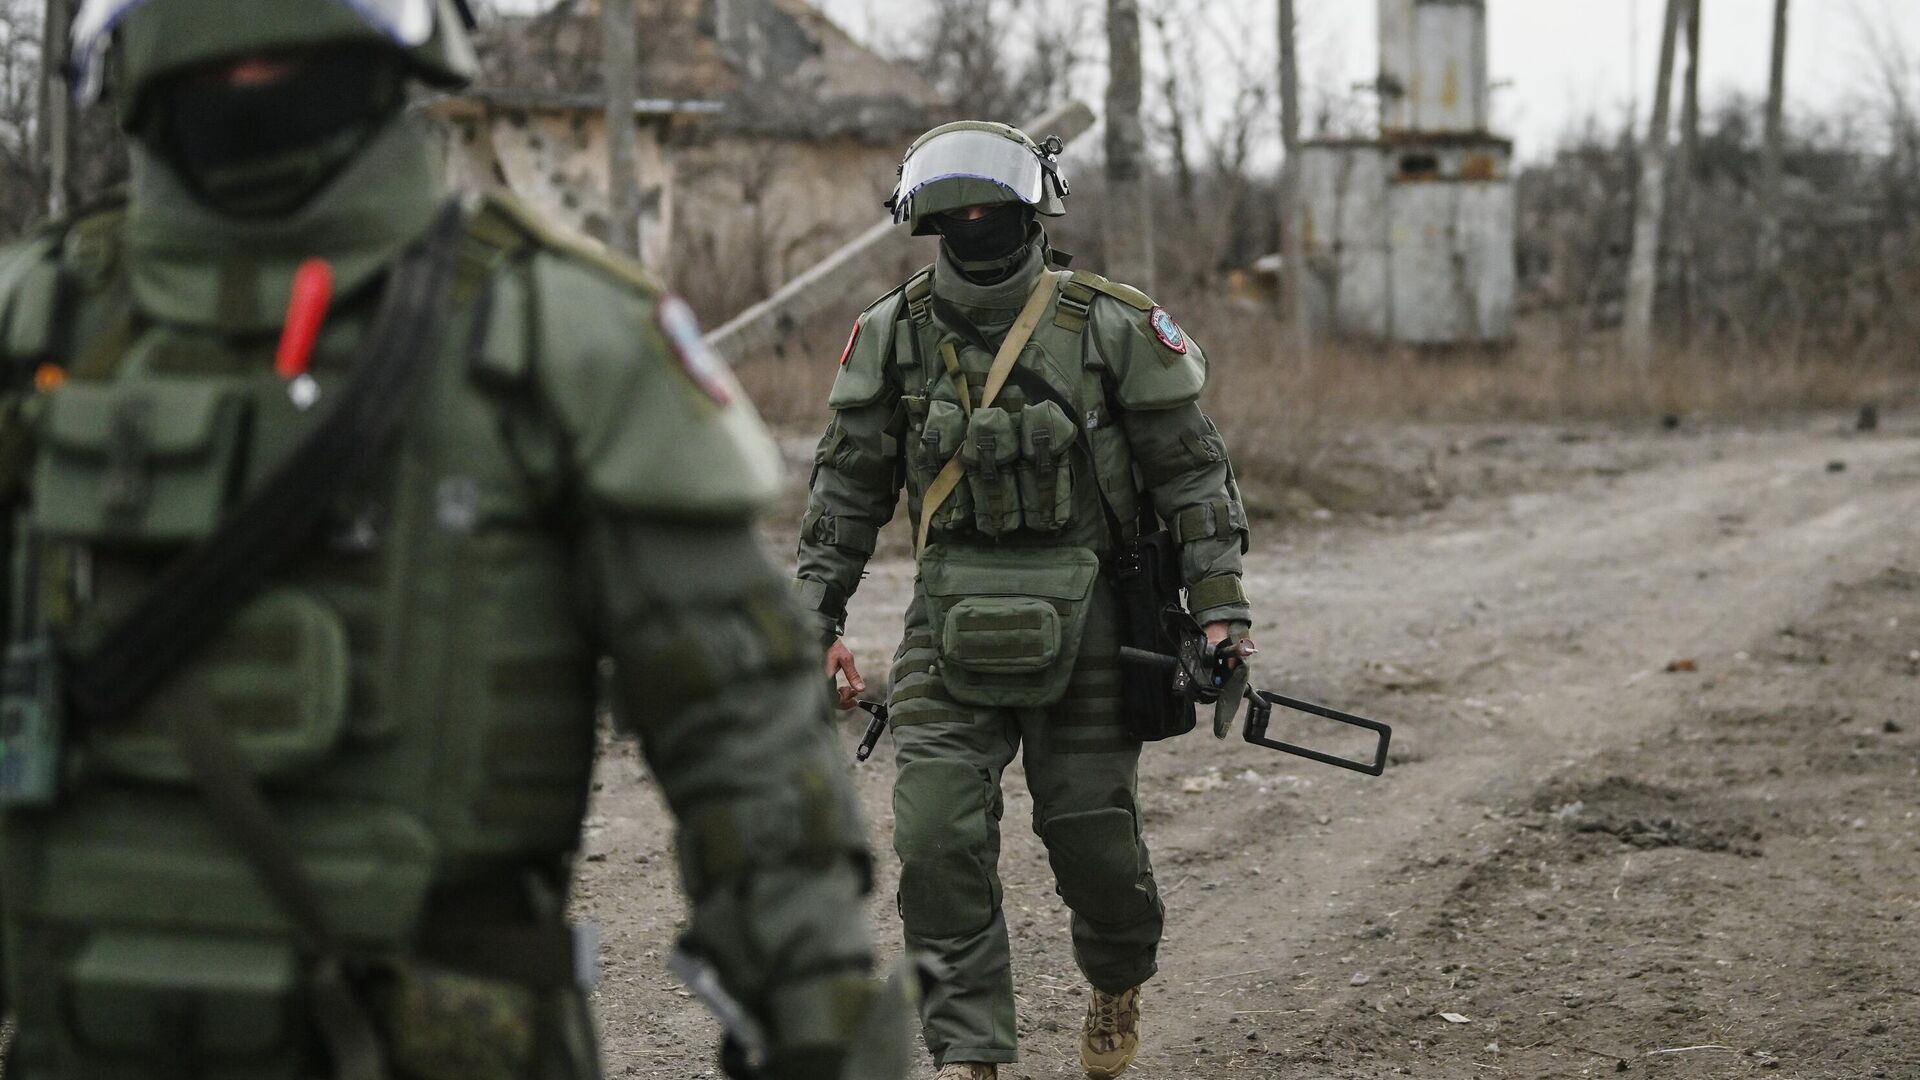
[0,638,65,807]
[1111,530,1197,741]
[1016,400,1078,533]
[921,544,1100,707]
[65,931,304,1073]
[960,406,1021,536]
[32,379,247,543]
[918,400,973,534]
[383,960,539,1080]
[86,588,352,784]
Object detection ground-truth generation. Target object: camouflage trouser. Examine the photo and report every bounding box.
[887,581,1163,1067]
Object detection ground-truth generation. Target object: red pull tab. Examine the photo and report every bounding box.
[275,258,334,380]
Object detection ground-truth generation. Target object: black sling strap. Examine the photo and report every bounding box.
[66,201,466,727]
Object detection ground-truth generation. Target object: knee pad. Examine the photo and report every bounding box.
[892,760,998,939]
[1041,807,1161,924]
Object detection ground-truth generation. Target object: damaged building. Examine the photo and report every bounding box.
[433,0,947,317]
[1298,0,1517,346]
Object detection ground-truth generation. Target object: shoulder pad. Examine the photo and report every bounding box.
[528,253,781,519]
[1091,298,1208,410]
[473,190,664,297]
[1069,270,1154,311]
[826,285,908,409]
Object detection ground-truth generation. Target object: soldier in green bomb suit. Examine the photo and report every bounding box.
[793,122,1255,1079]
[0,2,914,1078]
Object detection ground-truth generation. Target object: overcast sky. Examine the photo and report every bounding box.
[812,0,1920,161]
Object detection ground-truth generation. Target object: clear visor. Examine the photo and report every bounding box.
[69,0,435,103]
[891,129,1047,224]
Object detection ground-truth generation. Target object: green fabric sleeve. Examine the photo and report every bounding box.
[793,379,904,643]
[579,516,876,1058]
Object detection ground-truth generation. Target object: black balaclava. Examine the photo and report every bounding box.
[151,46,407,218]
[936,204,1038,285]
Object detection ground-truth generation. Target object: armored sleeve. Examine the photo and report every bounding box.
[792,298,907,644]
[532,257,880,1073]
[1096,300,1253,627]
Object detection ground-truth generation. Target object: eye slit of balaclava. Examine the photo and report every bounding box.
[151,44,408,217]
[936,204,1035,266]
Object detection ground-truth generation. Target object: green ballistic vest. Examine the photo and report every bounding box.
[0,191,600,1077]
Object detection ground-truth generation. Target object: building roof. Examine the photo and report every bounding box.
[474,0,948,141]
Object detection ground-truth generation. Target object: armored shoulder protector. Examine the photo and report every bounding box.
[827,279,916,410]
[1080,274,1208,410]
[492,203,781,519]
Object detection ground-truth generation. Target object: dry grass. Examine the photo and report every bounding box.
[732,298,1919,510]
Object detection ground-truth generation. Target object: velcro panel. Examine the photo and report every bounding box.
[1186,575,1248,615]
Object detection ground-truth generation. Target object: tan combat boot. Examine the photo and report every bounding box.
[934,1064,997,1080]
[1079,984,1142,1078]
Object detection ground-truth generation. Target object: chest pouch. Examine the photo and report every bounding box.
[84,587,352,784]
[920,544,1100,707]
[32,379,246,543]
[960,406,1022,537]
[914,399,974,535]
[1016,400,1078,533]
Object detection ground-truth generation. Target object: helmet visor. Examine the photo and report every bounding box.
[70,0,435,102]
[892,129,1047,225]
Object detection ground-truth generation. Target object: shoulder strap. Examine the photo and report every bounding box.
[914,270,1063,558]
[902,266,935,329]
[66,201,467,727]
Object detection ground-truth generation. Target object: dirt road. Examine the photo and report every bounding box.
[580,414,1920,1079]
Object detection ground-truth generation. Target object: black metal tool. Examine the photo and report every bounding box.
[1242,689,1392,776]
[854,699,889,762]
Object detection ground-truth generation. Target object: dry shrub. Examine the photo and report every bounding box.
[732,292,1918,516]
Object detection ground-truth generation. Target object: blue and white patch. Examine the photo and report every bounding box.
[658,294,736,406]
[1150,306,1188,354]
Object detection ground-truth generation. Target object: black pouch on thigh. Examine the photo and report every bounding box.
[920,544,1100,708]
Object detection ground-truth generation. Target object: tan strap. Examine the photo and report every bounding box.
[915,271,1063,557]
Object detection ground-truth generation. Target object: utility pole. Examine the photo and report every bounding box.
[1675,0,1702,343]
[1622,0,1689,372]
[1759,0,1790,275]
[1103,0,1155,291]
[601,0,642,258]
[37,0,74,219]
[1277,0,1311,362]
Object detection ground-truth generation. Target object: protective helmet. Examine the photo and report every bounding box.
[71,0,479,126]
[886,120,1070,236]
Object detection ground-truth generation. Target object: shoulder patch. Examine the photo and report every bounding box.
[838,321,861,367]
[1149,307,1188,354]
[658,295,737,406]
[479,190,662,296]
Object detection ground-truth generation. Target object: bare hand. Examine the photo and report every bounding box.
[824,638,865,711]
[1204,621,1253,670]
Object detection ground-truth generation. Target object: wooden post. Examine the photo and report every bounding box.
[1622,0,1689,371]
[37,0,73,220]
[1103,0,1155,291]
[1278,0,1311,362]
[1759,0,1790,274]
[601,0,642,258]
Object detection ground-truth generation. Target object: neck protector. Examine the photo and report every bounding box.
[152,47,406,218]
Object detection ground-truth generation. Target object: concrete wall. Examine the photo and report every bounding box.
[1300,137,1515,346]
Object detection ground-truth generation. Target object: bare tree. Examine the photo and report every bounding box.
[1674,0,1702,340]
[1622,0,1690,370]
[913,0,1090,126]
[1759,0,1790,274]
[601,0,641,257]
[1277,0,1309,359]
[1104,0,1153,290]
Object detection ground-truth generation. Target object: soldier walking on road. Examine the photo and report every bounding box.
[0,2,910,1078]
[793,122,1255,1079]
